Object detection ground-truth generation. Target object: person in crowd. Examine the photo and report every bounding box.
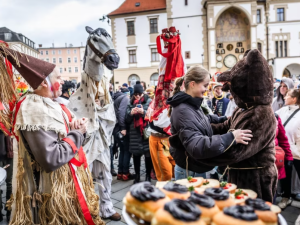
[126,81,153,183]
[122,83,128,89]
[141,81,147,91]
[225,93,237,117]
[0,129,13,222]
[276,89,300,207]
[146,86,155,100]
[113,87,134,181]
[167,66,252,179]
[211,83,230,116]
[274,82,279,98]
[109,83,114,98]
[274,113,293,208]
[60,80,75,100]
[272,77,294,111]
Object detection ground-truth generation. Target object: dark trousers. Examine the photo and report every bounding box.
[281,159,300,198]
[133,155,153,177]
[0,157,13,217]
[110,145,114,171]
[115,134,131,174]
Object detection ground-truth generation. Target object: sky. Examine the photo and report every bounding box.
[1,0,125,48]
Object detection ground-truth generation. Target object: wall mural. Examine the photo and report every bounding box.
[216,8,250,43]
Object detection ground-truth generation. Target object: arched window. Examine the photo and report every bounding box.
[257,43,262,53]
[150,73,159,86]
[128,74,140,86]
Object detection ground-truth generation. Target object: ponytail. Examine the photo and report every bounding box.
[168,77,184,117]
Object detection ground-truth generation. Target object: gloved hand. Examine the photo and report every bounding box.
[286,160,293,168]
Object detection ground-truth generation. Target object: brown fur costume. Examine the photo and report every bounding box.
[199,49,277,202]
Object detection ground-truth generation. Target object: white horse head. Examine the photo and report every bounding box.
[83,26,119,81]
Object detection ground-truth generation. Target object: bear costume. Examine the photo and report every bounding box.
[198,49,277,202]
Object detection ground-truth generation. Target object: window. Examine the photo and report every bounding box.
[74,57,77,63]
[185,51,191,59]
[46,58,49,62]
[68,67,72,73]
[284,41,287,57]
[129,50,136,63]
[237,42,243,47]
[53,58,56,63]
[185,0,188,5]
[4,33,12,40]
[60,68,63,73]
[59,58,62,63]
[52,50,55,55]
[257,43,262,53]
[280,41,283,57]
[128,74,140,86]
[151,48,159,61]
[150,18,158,33]
[67,49,70,54]
[257,9,261,23]
[275,41,279,57]
[150,73,159,86]
[68,57,71,63]
[58,50,61,54]
[277,8,284,21]
[127,21,135,36]
[46,50,48,55]
[75,67,78,73]
[74,49,77,54]
[40,50,43,55]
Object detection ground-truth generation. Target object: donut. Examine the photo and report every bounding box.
[152,199,206,225]
[195,179,220,194]
[212,205,264,225]
[220,181,237,194]
[175,176,204,188]
[204,188,235,210]
[231,189,257,204]
[161,182,191,199]
[245,198,278,225]
[188,192,220,225]
[123,182,170,222]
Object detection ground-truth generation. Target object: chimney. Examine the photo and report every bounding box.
[65,43,67,47]
[52,43,54,48]
[39,44,42,48]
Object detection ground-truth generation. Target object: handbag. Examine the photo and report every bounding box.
[275,146,285,169]
[143,127,151,140]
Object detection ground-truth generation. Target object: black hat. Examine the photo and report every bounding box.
[134,81,144,94]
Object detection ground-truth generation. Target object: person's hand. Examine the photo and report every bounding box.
[121,130,126,136]
[137,107,144,114]
[70,118,88,134]
[95,99,101,106]
[131,108,137,115]
[232,129,253,145]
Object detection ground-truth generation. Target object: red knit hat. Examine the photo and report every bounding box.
[0,47,56,89]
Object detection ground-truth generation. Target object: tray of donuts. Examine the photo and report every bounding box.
[122,177,287,225]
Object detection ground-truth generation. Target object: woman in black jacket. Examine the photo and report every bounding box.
[126,81,153,183]
[166,66,252,180]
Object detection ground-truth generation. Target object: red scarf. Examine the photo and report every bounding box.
[133,97,147,136]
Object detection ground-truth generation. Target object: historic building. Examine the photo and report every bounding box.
[108,0,300,87]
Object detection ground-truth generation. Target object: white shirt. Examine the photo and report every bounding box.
[276,105,300,160]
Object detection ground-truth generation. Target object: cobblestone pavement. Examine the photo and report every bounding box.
[1,157,299,225]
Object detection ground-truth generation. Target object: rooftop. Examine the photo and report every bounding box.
[108,0,166,16]
[0,27,36,50]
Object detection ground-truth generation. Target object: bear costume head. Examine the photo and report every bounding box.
[217,49,273,109]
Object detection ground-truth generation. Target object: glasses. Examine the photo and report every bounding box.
[134,93,142,96]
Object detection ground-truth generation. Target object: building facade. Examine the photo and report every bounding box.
[108,0,300,86]
[38,45,83,82]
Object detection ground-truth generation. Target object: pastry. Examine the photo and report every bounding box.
[152,199,206,225]
[231,189,257,204]
[245,198,278,225]
[123,181,170,222]
[204,188,235,210]
[161,181,191,199]
[195,179,220,194]
[220,181,237,194]
[175,176,204,188]
[188,192,220,224]
[212,205,264,225]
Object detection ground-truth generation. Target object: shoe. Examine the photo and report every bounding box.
[104,212,121,221]
[133,174,140,184]
[145,175,151,182]
[295,193,300,201]
[117,173,123,180]
[122,173,135,181]
[111,169,117,177]
[278,197,292,209]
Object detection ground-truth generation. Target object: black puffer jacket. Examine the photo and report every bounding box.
[126,94,152,156]
[167,92,235,173]
[113,91,129,134]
